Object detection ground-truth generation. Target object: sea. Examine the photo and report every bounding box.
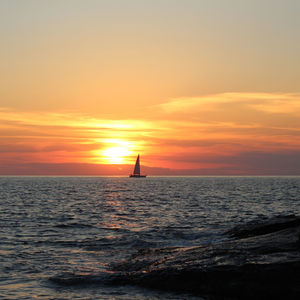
[0,176,299,299]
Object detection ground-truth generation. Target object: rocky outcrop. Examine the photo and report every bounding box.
[110,215,300,299]
[225,214,300,239]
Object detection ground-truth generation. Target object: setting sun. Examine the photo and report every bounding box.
[97,139,135,164]
[102,146,132,164]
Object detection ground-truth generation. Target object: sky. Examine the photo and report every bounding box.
[1,0,300,175]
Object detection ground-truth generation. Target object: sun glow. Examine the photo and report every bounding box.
[98,139,135,164]
[102,146,132,164]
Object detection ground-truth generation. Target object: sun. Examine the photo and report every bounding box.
[102,146,131,164]
[91,138,137,164]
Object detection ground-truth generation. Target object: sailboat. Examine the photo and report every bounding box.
[129,154,147,178]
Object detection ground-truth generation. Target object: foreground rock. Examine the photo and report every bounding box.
[110,215,300,299]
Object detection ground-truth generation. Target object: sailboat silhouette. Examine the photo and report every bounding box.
[129,154,147,178]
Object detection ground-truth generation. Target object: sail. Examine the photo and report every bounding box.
[133,155,140,175]
[129,154,146,177]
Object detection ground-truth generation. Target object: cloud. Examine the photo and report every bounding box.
[152,92,300,151]
[159,92,300,115]
[1,92,300,174]
[157,93,300,133]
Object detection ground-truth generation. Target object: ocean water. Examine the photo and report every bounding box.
[0,176,299,299]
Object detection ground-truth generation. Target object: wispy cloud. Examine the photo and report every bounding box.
[159,92,300,112]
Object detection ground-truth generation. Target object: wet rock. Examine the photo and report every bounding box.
[225,214,300,239]
[110,215,300,299]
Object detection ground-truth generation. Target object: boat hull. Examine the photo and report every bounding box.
[129,174,147,178]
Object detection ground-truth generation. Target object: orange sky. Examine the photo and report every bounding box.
[1,1,300,175]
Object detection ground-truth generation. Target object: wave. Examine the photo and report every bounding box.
[50,235,156,251]
[49,271,114,286]
[54,222,94,229]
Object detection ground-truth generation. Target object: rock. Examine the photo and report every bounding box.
[110,215,300,299]
[225,214,300,239]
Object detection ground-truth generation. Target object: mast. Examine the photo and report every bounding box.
[133,154,140,175]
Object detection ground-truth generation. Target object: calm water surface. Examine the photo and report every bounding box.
[0,176,299,299]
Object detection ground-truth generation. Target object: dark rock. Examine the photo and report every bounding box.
[225,214,300,239]
[110,215,300,299]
